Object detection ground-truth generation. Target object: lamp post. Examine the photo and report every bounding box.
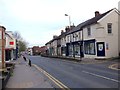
[65,14,71,28]
[65,14,75,58]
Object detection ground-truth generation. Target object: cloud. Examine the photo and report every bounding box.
[0,0,119,47]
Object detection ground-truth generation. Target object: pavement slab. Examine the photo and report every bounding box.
[5,57,54,88]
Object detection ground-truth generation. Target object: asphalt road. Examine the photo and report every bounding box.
[26,55,119,88]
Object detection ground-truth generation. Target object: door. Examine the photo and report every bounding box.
[80,43,84,57]
[97,42,105,56]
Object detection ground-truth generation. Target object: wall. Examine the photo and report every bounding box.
[82,9,119,58]
[83,24,97,58]
[98,9,119,58]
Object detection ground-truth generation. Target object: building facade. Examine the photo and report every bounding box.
[45,8,120,59]
[5,31,17,61]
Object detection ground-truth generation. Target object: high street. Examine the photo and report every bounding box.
[26,55,119,88]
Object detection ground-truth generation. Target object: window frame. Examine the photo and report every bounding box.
[107,23,112,34]
[84,40,96,55]
[87,26,91,36]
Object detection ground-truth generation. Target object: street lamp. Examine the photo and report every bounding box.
[65,14,75,58]
[65,14,71,29]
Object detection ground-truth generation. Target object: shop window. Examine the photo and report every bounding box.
[84,41,95,55]
[68,45,73,56]
[74,44,80,55]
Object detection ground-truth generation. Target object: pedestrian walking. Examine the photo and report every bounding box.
[23,55,26,61]
[28,59,31,67]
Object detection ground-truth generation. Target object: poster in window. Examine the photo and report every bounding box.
[106,43,109,50]
[98,44,103,51]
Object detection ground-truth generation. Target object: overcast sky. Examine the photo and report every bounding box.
[0,0,119,47]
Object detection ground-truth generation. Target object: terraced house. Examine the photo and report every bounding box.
[45,8,120,59]
[5,31,18,61]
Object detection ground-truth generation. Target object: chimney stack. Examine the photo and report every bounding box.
[95,11,100,17]
[61,30,64,34]
[53,35,58,39]
[65,26,70,32]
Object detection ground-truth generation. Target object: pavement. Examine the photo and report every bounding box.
[5,57,55,88]
[42,55,120,71]
[42,55,109,64]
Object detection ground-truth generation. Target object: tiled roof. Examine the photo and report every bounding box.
[45,32,67,45]
[66,8,114,35]
[45,8,114,45]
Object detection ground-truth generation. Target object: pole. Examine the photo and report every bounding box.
[68,16,71,29]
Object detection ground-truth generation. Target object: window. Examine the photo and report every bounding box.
[67,36,69,42]
[87,26,91,36]
[68,45,73,56]
[84,40,95,55]
[107,23,112,34]
[74,44,80,55]
[61,47,66,54]
[79,32,81,40]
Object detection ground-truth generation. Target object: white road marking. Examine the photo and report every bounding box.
[82,70,120,83]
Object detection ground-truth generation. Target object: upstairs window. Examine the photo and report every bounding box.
[107,23,112,34]
[87,26,91,36]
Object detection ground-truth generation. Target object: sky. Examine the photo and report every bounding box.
[0,0,120,47]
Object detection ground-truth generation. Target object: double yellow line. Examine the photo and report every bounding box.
[33,64,70,90]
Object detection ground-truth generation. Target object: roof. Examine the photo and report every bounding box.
[45,8,116,45]
[45,31,68,45]
[5,32,13,39]
[0,26,6,30]
[66,8,114,35]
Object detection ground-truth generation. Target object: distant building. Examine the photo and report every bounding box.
[5,31,18,61]
[39,46,47,55]
[32,46,40,55]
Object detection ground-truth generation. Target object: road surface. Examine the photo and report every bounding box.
[26,55,119,88]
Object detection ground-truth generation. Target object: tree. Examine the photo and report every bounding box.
[14,31,28,53]
[18,40,27,53]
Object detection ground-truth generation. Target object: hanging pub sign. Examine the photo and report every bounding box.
[106,43,109,50]
[9,41,14,45]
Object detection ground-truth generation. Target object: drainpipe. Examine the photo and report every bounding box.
[79,28,84,61]
[72,33,75,58]
[81,28,84,59]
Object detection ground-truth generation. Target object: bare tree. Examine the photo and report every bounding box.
[14,31,28,53]
[14,31,22,40]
